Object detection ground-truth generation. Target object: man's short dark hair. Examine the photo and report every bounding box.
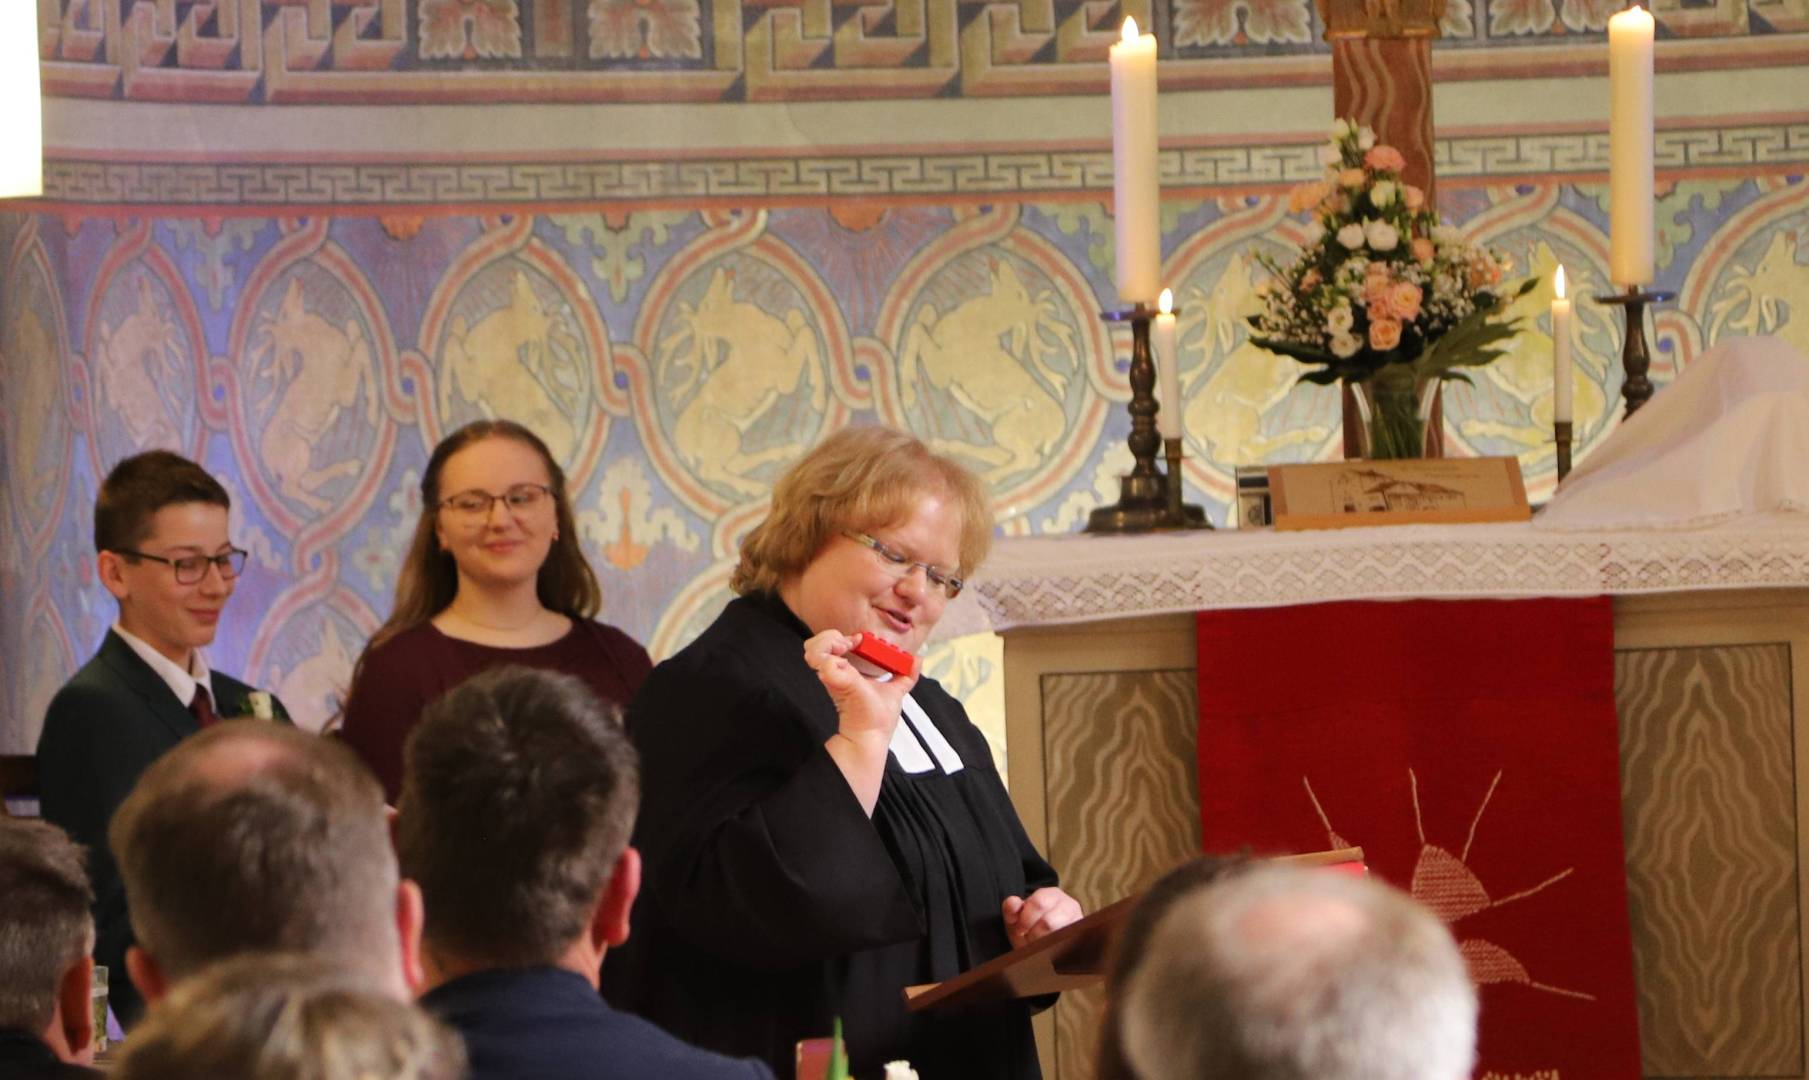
[0,818,94,1033]
[94,450,230,554]
[108,722,399,984]
[397,666,639,967]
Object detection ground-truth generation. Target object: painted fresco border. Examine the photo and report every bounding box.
[33,123,1809,209]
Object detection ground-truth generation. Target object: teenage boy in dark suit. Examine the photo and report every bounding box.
[36,450,287,1027]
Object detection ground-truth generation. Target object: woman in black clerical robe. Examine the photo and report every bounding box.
[603,425,1083,1080]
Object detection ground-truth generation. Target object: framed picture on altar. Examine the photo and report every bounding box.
[1267,456,1530,531]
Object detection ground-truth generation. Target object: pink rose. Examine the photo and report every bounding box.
[1411,237,1436,265]
[1364,288,1394,320]
[1288,180,1332,215]
[1390,282,1423,321]
[1402,184,1425,210]
[1368,318,1403,351]
[1365,145,1407,173]
[1339,168,1366,189]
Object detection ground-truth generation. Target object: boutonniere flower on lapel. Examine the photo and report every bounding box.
[240,691,276,720]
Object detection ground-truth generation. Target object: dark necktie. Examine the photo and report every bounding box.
[190,685,217,728]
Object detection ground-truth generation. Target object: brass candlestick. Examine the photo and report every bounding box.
[1554,419,1573,483]
[1086,306,1211,533]
[1595,287,1674,419]
[1165,437,1209,529]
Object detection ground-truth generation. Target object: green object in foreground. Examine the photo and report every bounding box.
[826,1017,849,1080]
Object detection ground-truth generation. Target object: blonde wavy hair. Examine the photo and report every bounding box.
[731,425,993,596]
[112,953,465,1080]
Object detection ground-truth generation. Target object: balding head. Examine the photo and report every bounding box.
[1118,865,1476,1080]
[108,721,419,1001]
[0,818,96,1062]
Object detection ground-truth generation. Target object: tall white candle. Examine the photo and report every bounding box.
[1608,6,1655,287]
[1154,288,1181,439]
[1110,17,1161,306]
[0,0,43,199]
[1552,266,1573,423]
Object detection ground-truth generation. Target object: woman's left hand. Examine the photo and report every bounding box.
[1001,887,1084,949]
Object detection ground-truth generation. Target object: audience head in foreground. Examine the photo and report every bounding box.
[398,665,773,1080]
[398,665,640,977]
[1117,863,1477,1080]
[1095,854,1252,1080]
[108,720,422,1005]
[111,953,464,1080]
[0,818,98,1076]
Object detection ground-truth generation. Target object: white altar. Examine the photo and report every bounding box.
[954,515,1809,1080]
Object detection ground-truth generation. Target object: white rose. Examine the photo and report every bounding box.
[1357,127,1377,150]
[1370,180,1396,208]
[1318,144,1341,167]
[1330,119,1352,140]
[1331,332,1363,358]
[1337,223,1367,249]
[1303,220,1327,245]
[884,1063,921,1080]
[1365,219,1400,252]
[247,691,274,721]
[1326,305,1354,334]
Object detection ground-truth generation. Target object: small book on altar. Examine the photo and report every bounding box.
[902,846,1365,1011]
[1268,457,1530,531]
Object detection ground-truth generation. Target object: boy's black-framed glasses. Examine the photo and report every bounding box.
[113,548,249,584]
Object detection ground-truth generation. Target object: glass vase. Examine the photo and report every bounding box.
[1350,365,1438,460]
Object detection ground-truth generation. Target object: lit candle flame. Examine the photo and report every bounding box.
[1555,265,1567,300]
[1122,15,1139,42]
[1158,287,1174,315]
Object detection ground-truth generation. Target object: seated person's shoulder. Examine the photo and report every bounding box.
[601,1009,776,1080]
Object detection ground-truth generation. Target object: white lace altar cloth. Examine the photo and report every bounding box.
[935,512,1809,637]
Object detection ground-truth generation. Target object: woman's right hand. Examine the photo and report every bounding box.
[805,629,917,815]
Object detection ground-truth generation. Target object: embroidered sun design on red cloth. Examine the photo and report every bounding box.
[1303,768,1595,1001]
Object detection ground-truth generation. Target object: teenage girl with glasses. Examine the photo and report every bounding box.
[337,420,650,802]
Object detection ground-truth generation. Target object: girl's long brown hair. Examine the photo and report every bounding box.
[348,420,600,689]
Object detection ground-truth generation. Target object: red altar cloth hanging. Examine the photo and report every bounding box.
[1195,597,1640,1079]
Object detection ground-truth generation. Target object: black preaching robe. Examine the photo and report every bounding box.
[603,593,1058,1080]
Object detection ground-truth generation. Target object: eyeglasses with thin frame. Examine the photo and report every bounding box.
[843,531,964,600]
[113,548,249,585]
[438,483,554,521]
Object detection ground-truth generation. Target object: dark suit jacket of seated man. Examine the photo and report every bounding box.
[35,451,288,1027]
[398,666,771,1080]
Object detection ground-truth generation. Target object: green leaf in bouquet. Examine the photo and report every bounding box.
[1248,336,1340,367]
[1416,278,1536,380]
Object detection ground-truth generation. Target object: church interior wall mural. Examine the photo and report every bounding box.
[2,0,1806,754]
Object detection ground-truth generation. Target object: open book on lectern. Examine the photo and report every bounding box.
[901,846,1366,1012]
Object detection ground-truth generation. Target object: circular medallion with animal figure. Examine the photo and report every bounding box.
[641,248,841,509]
[3,231,73,554]
[234,253,390,528]
[429,254,604,479]
[876,215,1106,509]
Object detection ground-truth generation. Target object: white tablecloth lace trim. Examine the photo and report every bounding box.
[933,513,1809,637]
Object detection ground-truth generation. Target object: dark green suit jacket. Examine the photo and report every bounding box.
[35,630,287,1027]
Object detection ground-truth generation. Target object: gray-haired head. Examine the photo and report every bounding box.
[1118,864,1477,1080]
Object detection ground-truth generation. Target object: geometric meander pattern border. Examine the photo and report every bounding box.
[41,125,1809,207]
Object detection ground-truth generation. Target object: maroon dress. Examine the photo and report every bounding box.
[339,619,652,802]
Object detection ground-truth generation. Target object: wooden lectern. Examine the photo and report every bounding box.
[796,849,1364,1078]
[902,847,1366,1012]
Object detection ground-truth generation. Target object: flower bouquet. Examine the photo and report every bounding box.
[1248,120,1536,458]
